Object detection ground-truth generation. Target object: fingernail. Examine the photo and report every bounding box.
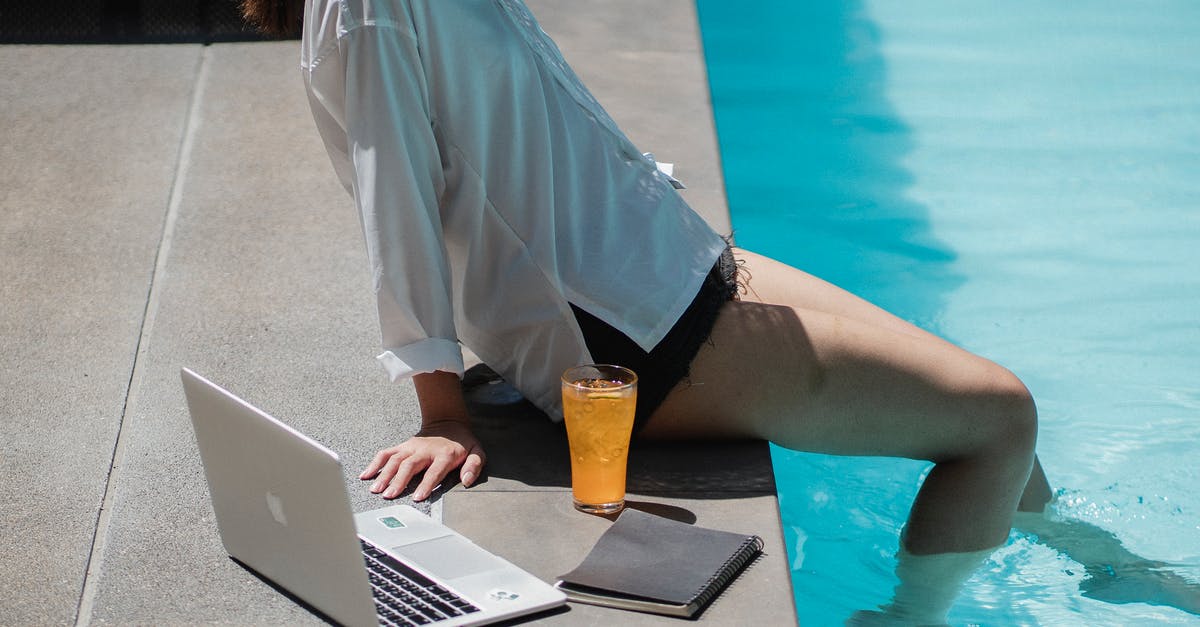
[461,471,475,486]
[371,481,383,492]
[384,487,397,499]
[413,490,427,501]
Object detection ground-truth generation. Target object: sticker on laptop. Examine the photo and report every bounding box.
[378,516,406,529]
[488,589,521,601]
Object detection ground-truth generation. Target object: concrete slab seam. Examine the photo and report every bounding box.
[73,44,212,627]
[429,494,444,523]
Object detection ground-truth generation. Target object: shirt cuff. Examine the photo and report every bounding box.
[376,338,465,382]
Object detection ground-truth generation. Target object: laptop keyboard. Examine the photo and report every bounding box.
[361,540,482,626]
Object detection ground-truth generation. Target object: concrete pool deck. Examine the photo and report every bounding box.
[0,1,795,624]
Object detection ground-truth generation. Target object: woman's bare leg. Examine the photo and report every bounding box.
[731,248,1054,513]
[642,249,1041,554]
[1019,457,1053,512]
[729,248,955,346]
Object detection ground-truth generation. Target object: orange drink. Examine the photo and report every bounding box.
[561,365,637,515]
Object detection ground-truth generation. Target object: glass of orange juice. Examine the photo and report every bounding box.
[561,364,638,515]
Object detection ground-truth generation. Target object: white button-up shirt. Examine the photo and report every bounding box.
[301,0,726,419]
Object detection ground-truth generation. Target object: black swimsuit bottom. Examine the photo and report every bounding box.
[570,246,738,432]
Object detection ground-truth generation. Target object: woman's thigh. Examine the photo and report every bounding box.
[732,247,955,348]
[641,255,1034,462]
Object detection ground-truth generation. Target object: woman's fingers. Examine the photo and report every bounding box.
[360,447,400,480]
[412,457,455,501]
[360,443,464,500]
[359,427,486,500]
[460,446,485,487]
[380,453,426,499]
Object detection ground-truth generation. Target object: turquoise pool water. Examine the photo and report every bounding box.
[696,1,1200,623]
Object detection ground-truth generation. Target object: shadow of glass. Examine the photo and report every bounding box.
[611,501,698,525]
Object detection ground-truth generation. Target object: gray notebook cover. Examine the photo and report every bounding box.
[556,509,762,617]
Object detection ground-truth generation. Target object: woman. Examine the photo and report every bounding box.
[244,0,1054,620]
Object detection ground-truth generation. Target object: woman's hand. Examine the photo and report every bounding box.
[359,419,486,501]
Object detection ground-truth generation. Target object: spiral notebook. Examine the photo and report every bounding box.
[554,509,763,618]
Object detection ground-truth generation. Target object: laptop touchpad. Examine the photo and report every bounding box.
[392,535,506,580]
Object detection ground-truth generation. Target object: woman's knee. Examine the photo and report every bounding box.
[971,364,1039,459]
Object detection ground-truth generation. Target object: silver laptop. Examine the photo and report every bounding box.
[180,368,566,627]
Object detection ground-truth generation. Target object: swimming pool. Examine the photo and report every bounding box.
[696,1,1200,623]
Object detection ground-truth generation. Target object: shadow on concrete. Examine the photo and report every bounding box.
[461,365,776,498]
[0,0,289,44]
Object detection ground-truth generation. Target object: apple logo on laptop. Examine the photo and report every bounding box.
[265,491,288,527]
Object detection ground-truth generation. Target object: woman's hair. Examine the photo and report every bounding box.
[240,0,305,38]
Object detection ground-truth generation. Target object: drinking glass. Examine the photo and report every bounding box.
[560,365,638,515]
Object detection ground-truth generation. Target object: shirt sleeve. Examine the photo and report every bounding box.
[339,23,464,380]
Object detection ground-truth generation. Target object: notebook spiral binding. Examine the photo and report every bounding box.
[690,535,765,610]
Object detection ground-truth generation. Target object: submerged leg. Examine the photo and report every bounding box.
[847,546,1001,626]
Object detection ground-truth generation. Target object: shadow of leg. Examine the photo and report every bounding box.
[1014,511,1200,616]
